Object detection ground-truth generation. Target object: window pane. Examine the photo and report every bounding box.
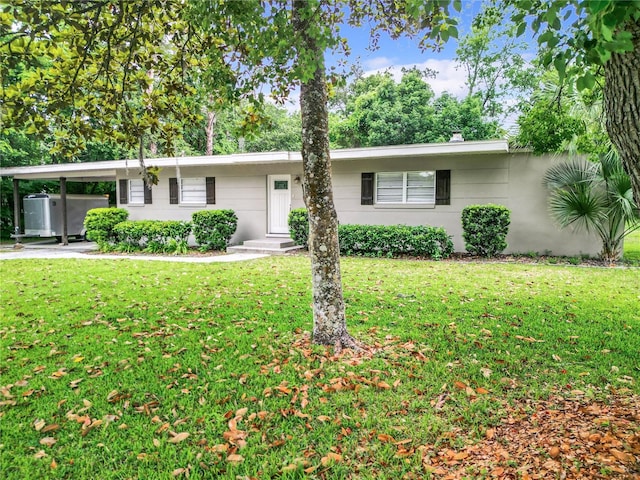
[180,177,206,203]
[407,171,435,203]
[129,179,145,204]
[376,172,403,203]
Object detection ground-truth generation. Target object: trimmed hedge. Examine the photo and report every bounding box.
[461,204,511,257]
[191,209,238,251]
[339,224,453,259]
[84,208,129,248]
[286,209,453,259]
[113,220,191,254]
[288,208,309,247]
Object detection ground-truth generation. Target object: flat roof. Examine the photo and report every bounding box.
[0,139,509,181]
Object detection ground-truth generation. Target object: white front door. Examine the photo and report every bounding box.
[268,175,291,234]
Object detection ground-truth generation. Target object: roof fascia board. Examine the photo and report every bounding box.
[1,140,509,179]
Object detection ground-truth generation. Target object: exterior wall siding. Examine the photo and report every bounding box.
[117,164,305,245]
[331,153,599,255]
[115,151,601,256]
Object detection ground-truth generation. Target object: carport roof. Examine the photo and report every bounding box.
[0,139,509,181]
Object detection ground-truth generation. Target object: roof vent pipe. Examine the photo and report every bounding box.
[449,130,464,142]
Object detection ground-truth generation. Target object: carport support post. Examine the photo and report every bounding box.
[12,178,21,244]
[60,177,68,245]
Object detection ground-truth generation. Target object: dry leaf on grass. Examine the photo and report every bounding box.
[226,453,244,463]
[168,432,189,444]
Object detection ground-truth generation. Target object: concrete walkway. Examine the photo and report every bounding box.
[0,240,268,263]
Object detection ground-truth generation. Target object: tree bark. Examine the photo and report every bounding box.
[205,107,216,156]
[604,18,640,203]
[292,0,360,351]
[147,70,158,155]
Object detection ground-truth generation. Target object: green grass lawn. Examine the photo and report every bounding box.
[624,228,640,264]
[1,257,638,479]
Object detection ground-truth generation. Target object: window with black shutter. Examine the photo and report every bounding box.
[169,178,179,204]
[119,179,128,204]
[361,172,374,205]
[435,170,451,205]
[206,177,216,204]
[144,184,153,204]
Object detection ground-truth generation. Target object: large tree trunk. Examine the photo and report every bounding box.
[604,18,640,202]
[292,0,360,351]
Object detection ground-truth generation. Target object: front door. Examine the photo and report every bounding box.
[268,174,291,234]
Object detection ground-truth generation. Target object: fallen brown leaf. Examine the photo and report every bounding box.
[226,453,244,463]
[39,437,57,447]
[168,432,189,444]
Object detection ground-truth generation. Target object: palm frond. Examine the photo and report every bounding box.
[606,172,638,220]
[599,149,625,181]
[548,187,607,233]
[543,158,598,191]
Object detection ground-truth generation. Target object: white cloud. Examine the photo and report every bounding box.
[363,58,468,98]
[362,56,396,71]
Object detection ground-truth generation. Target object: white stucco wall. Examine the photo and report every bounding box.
[118,164,305,245]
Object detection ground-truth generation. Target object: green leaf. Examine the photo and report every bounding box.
[576,72,595,91]
[589,0,610,15]
[554,54,566,81]
[541,51,553,68]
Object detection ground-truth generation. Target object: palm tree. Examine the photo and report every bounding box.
[544,150,639,262]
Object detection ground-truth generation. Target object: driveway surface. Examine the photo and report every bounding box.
[0,240,268,263]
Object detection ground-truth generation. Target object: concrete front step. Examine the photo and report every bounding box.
[226,245,303,255]
[243,238,296,249]
[226,237,303,255]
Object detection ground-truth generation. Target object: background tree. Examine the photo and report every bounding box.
[515,70,605,156]
[244,106,302,152]
[331,69,499,148]
[455,5,537,122]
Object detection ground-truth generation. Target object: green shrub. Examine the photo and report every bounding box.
[461,204,511,257]
[192,210,238,251]
[113,220,146,250]
[84,208,129,249]
[339,224,453,259]
[287,208,452,259]
[288,208,309,247]
[113,220,191,253]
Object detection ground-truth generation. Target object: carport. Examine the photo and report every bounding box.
[1,161,120,245]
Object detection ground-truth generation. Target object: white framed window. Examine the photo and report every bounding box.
[128,179,145,205]
[180,177,206,204]
[375,171,435,204]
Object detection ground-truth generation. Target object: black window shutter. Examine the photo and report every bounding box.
[206,177,216,204]
[361,172,374,205]
[435,170,451,205]
[144,184,152,204]
[169,178,179,204]
[119,179,128,204]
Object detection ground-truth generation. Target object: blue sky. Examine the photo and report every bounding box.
[330,1,487,98]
